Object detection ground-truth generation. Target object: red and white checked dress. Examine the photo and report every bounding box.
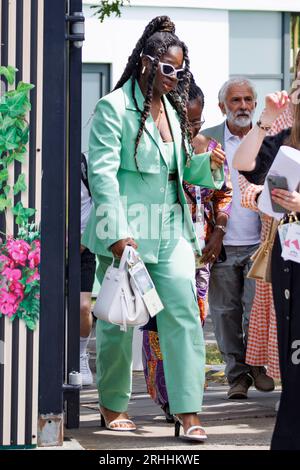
[239,107,294,380]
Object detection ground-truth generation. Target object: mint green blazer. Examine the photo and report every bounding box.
[82,79,224,263]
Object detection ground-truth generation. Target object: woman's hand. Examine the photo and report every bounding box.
[110,237,138,258]
[210,144,225,170]
[272,189,300,212]
[261,91,290,124]
[201,230,224,264]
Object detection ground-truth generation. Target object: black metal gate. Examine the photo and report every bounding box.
[0,0,84,448]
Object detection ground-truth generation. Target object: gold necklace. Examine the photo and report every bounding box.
[154,104,164,130]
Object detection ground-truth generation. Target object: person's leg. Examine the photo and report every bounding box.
[271,236,300,450]
[142,330,168,406]
[147,233,206,438]
[241,244,259,343]
[80,292,93,339]
[147,235,205,415]
[80,248,96,385]
[209,246,250,385]
[195,264,210,326]
[142,330,173,421]
[95,255,135,429]
[80,292,93,385]
[241,244,274,391]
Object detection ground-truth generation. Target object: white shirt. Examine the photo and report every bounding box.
[223,122,261,246]
[81,180,93,235]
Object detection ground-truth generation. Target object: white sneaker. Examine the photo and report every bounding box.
[80,353,93,386]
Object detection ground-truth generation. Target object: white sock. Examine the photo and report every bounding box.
[80,335,90,356]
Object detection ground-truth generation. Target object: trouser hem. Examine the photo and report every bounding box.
[99,392,129,413]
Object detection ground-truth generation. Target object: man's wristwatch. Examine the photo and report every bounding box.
[256,120,272,131]
[214,224,227,235]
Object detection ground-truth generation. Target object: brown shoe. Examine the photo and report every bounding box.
[227,374,253,399]
[249,366,275,392]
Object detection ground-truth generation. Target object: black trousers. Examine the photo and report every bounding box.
[270,234,300,450]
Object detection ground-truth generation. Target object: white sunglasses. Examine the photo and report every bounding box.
[145,55,185,81]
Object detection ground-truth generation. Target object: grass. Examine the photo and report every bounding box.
[205,343,224,365]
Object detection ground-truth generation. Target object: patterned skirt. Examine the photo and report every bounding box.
[142,264,210,406]
[245,216,280,380]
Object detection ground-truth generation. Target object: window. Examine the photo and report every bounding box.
[229,11,290,119]
[82,64,111,153]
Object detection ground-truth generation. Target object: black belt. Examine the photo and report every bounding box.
[168,172,178,181]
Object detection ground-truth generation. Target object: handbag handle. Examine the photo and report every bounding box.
[112,245,138,271]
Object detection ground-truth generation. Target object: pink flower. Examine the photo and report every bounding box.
[28,246,40,269]
[2,267,22,282]
[26,270,40,284]
[0,255,15,270]
[6,238,31,266]
[9,282,24,301]
[0,288,19,317]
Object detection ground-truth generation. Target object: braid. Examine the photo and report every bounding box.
[131,68,141,113]
[133,43,176,168]
[115,15,193,170]
[168,44,193,164]
[114,16,174,91]
[133,57,160,169]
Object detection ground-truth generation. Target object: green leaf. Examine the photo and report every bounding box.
[12,201,36,225]
[0,168,8,182]
[6,92,31,118]
[16,82,35,93]
[19,127,29,145]
[91,1,129,22]
[13,152,26,163]
[15,118,27,132]
[6,153,16,165]
[1,115,17,133]
[0,66,18,85]
[2,127,19,150]
[0,101,9,114]
[3,184,11,196]
[0,196,11,211]
[24,318,36,331]
[13,173,27,195]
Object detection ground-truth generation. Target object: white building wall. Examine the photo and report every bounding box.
[124,0,300,11]
[83,4,229,127]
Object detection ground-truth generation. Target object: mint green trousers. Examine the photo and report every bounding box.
[95,183,205,415]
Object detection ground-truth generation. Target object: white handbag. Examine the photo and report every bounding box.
[93,246,150,331]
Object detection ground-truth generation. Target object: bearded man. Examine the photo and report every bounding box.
[200,78,273,398]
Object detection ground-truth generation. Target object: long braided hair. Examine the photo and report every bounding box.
[114,16,193,170]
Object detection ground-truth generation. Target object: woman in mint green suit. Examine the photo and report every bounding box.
[82,16,224,441]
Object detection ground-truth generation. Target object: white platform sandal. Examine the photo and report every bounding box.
[100,408,136,432]
[174,416,207,442]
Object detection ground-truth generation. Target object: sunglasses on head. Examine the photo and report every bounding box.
[145,55,185,81]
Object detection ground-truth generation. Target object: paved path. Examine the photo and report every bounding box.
[64,313,279,450]
[65,372,279,450]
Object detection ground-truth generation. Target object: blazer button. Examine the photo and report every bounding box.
[160,187,165,193]
[162,166,167,171]
[284,289,290,300]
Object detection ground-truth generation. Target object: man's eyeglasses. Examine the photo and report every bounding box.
[145,55,185,81]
